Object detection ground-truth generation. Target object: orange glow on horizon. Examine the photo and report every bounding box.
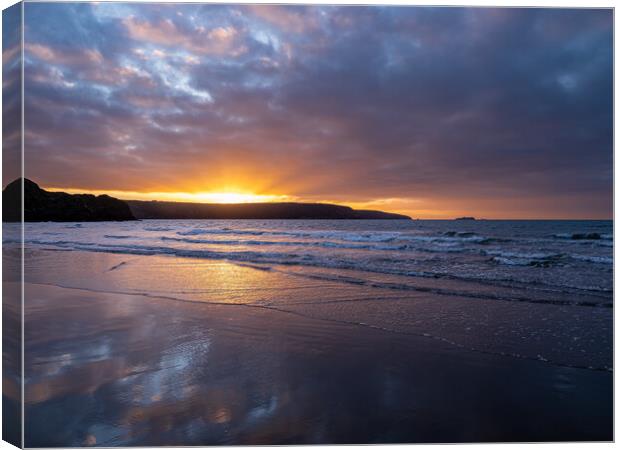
[42,186,603,219]
[43,186,426,216]
[44,186,295,204]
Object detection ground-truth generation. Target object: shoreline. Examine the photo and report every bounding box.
[21,278,614,374]
[8,246,612,445]
[13,243,612,371]
[20,280,613,445]
[2,216,612,446]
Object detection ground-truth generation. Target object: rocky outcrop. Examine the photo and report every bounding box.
[2,178,411,221]
[3,178,136,222]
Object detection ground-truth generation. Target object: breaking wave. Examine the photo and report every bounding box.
[6,219,611,307]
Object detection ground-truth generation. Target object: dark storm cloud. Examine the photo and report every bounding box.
[21,4,612,217]
[3,3,22,184]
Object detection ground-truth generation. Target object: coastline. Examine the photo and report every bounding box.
[12,246,613,445]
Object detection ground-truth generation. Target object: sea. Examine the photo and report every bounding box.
[5,219,614,370]
[3,219,614,444]
[12,219,613,297]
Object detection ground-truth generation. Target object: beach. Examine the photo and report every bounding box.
[5,2,613,445]
[5,2,614,444]
[4,219,613,445]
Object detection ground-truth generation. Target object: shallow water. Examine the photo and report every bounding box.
[3,219,614,444]
[17,280,614,445]
[7,219,614,368]
[11,219,613,295]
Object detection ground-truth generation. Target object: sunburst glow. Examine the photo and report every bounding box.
[45,187,294,204]
[187,191,292,204]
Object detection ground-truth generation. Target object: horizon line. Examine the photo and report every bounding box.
[2,179,613,221]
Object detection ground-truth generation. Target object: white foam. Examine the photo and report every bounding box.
[571,255,613,264]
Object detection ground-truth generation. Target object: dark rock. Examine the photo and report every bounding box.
[455,216,476,221]
[2,178,410,221]
[3,178,136,222]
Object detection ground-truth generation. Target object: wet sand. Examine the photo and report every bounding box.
[6,248,613,445]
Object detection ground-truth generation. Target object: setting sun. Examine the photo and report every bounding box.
[189,191,293,204]
[44,186,295,204]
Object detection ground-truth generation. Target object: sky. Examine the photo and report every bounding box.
[10,3,614,218]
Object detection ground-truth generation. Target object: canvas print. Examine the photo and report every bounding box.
[2,2,613,447]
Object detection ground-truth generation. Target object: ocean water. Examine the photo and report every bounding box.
[4,219,614,444]
[6,219,613,370]
[12,219,613,299]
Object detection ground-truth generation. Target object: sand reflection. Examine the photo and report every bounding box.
[19,253,613,445]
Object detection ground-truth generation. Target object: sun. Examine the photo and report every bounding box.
[191,191,290,204]
[44,186,294,204]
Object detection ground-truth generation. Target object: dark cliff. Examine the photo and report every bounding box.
[2,178,136,222]
[2,178,411,221]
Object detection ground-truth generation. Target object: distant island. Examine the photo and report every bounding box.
[455,216,476,221]
[2,179,412,221]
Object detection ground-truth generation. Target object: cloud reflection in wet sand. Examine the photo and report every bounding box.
[20,265,612,445]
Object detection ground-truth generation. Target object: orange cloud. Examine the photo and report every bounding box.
[123,16,245,56]
[26,43,101,67]
[247,5,319,33]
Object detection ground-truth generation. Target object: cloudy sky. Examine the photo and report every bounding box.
[15,3,613,218]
